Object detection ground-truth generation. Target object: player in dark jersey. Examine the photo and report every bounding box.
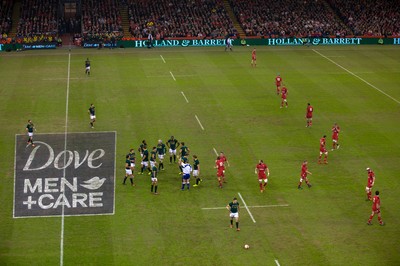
[123,155,134,186]
[127,149,136,173]
[88,104,96,128]
[226,197,240,231]
[138,140,147,158]
[149,146,157,175]
[139,145,150,175]
[85,58,91,76]
[156,139,166,171]
[150,164,159,195]
[192,155,202,187]
[178,142,190,174]
[26,120,36,147]
[167,136,180,163]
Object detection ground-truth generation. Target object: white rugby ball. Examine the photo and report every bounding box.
[244,244,250,249]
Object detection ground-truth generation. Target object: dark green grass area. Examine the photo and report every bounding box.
[1,46,400,265]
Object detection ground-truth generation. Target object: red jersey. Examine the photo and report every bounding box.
[306,105,313,118]
[281,87,287,99]
[372,195,380,211]
[332,125,340,140]
[256,163,268,179]
[320,137,326,152]
[216,158,225,177]
[252,50,256,60]
[275,76,282,86]
[367,171,375,188]
[301,163,308,178]
[219,155,227,170]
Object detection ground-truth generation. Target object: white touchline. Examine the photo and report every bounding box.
[201,204,289,210]
[169,71,176,81]
[160,55,166,63]
[60,52,71,266]
[195,115,205,130]
[312,49,400,105]
[181,91,189,103]
[213,148,218,156]
[238,192,256,223]
[275,259,281,266]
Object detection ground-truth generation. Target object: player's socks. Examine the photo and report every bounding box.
[123,176,127,184]
[155,185,158,193]
[236,222,239,229]
[186,183,190,190]
[173,155,176,162]
[181,183,185,190]
[151,185,154,192]
[170,157,172,163]
[259,183,263,190]
[130,178,133,185]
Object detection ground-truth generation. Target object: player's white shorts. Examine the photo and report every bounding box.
[28,132,33,137]
[158,154,164,160]
[150,161,156,168]
[259,178,268,183]
[193,170,199,177]
[229,212,239,218]
[332,139,338,143]
[90,115,96,120]
[125,169,132,175]
[151,176,158,182]
[130,163,135,168]
[320,151,328,155]
[169,148,176,155]
[141,161,149,167]
[366,186,372,192]
[86,66,91,71]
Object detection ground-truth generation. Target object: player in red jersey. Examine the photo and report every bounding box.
[318,135,328,164]
[215,156,225,188]
[251,48,256,67]
[367,191,384,226]
[365,168,375,201]
[331,123,341,150]
[219,152,229,182]
[280,86,288,108]
[255,160,270,193]
[275,74,282,95]
[305,103,313,127]
[298,160,312,189]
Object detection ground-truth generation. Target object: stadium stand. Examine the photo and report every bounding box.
[127,0,237,39]
[327,0,400,36]
[0,0,13,35]
[228,0,350,37]
[81,0,123,42]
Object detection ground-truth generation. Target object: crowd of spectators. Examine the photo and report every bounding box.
[327,0,400,37]
[229,0,350,37]
[127,0,236,39]
[0,0,13,35]
[81,0,123,42]
[16,0,58,38]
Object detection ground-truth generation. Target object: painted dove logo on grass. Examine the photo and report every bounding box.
[80,177,106,190]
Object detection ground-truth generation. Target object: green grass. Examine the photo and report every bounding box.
[1,45,400,266]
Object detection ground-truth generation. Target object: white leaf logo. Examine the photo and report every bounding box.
[80,176,106,190]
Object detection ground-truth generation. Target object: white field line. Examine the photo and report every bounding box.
[195,115,204,130]
[238,192,256,223]
[275,259,281,266]
[201,204,289,210]
[60,52,71,266]
[213,148,218,156]
[169,71,176,81]
[312,49,400,104]
[181,91,189,103]
[160,55,166,63]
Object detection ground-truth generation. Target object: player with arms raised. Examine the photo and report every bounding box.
[275,74,282,95]
[331,123,341,150]
[306,103,313,127]
[365,168,375,201]
[367,191,384,226]
[298,160,312,189]
[318,135,328,164]
[255,160,270,193]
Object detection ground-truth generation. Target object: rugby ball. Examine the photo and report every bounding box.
[244,244,250,249]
